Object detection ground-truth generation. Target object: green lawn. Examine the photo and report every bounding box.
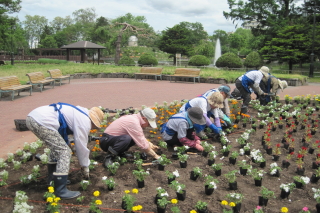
[0,62,312,85]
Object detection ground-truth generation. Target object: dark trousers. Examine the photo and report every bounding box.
[165,128,195,147]
[99,133,135,154]
[235,79,251,107]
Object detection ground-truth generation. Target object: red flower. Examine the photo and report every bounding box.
[302,147,308,151]
[290,152,294,155]
[266,138,270,142]
[292,138,295,142]
[317,153,320,158]
[297,154,304,159]
[276,144,281,148]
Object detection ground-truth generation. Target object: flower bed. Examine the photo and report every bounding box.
[0,95,320,212]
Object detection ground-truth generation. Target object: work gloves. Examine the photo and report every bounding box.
[223,115,233,126]
[195,144,204,151]
[81,167,90,180]
[209,124,222,134]
[145,147,160,160]
[148,141,159,151]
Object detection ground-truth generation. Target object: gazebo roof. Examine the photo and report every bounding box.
[61,41,106,49]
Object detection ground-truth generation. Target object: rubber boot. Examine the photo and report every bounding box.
[47,163,71,185]
[240,106,248,115]
[103,147,118,168]
[53,173,80,199]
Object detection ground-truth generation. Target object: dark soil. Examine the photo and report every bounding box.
[1,101,320,213]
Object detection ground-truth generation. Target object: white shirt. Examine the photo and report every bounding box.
[238,71,263,85]
[28,104,91,167]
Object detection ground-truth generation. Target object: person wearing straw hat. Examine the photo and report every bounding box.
[161,107,206,151]
[235,66,270,114]
[198,85,233,128]
[179,92,224,138]
[26,103,104,199]
[258,76,288,105]
[99,108,160,167]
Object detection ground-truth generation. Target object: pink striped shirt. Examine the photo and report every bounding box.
[104,113,150,150]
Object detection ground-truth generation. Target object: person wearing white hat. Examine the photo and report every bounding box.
[258,75,288,105]
[99,108,160,167]
[235,66,270,114]
[26,103,104,199]
[161,107,206,151]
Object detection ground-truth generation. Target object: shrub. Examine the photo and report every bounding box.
[244,51,263,69]
[188,55,210,66]
[215,52,242,68]
[118,56,135,66]
[138,53,158,66]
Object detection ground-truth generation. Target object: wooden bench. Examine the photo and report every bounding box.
[47,69,71,86]
[135,67,163,81]
[26,72,55,92]
[169,68,201,83]
[0,76,32,101]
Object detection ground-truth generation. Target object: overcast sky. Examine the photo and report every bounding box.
[12,0,240,35]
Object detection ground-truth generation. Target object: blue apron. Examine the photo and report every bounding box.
[49,102,88,144]
[160,113,192,136]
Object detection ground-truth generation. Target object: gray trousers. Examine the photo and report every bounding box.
[235,79,251,110]
[26,116,71,173]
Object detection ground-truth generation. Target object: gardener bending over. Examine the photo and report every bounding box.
[161,107,206,151]
[257,76,288,105]
[179,92,224,138]
[99,108,160,167]
[26,103,104,199]
[235,66,270,114]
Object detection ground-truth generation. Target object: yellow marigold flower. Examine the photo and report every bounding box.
[171,199,178,204]
[221,200,228,205]
[190,210,197,213]
[93,191,100,197]
[51,202,57,206]
[229,202,236,207]
[95,200,102,205]
[132,206,138,211]
[46,197,53,203]
[136,205,143,210]
[132,188,139,194]
[54,197,61,202]
[48,186,54,193]
[125,190,130,194]
[281,207,289,212]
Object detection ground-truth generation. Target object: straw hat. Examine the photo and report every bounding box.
[89,107,104,128]
[187,107,206,125]
[278,80,288,91]
[207,92,224,108]
[259,66,270,78]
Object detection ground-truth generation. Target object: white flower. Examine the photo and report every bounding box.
[157,187,162,190]
[173,170,180,177]
[177,185,181,192]
[82,180,89,184]
[174,147,177,151]
[92,161,98,165]
[270,162,278,168]
[301,176,310,184]
[270,168,277,175]
[184,145,189,150]
[239,149,244,155]
[161,192,169,197]
[146,171,150,174]
[102,176,108,180]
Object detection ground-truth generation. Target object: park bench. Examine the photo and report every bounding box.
[26,72,55,92]
[0,76,32,101]
[169,68,201,83]
[135,67,163,81]
[47,69,71,86]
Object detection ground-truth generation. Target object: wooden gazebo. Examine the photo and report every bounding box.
[61,41,106,64]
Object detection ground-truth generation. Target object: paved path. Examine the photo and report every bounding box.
[0,78,319,159]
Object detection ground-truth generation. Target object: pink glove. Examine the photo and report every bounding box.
[195,140,201,145]
[195,144,204,151]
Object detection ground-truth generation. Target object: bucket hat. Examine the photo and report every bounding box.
[187,107,206,125]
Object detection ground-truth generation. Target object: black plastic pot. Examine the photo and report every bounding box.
[309,147,315,154]
[266,148,272,155]
[283,143,289,149]
[280,189,290,199]
[288,147,294,154]
[255,179,262,186]
[260,161,266,168]
[168,177,175,184]
[312,162,320,169]
[176,190,186,201]
[282,160,291,169]
[272,169,280,177]
[272,155,280,161]
[232,202,241,213]
[310,173,319,183]
[279,124,283,129]
[208,159,215,166]
[296,167,305,176]
[223,151,230,157]
[202,151,209,157]
[157,205,167,213]
[158,164,165,171]
[240,167,247,176]
[229,157,237,165]
[258,196,268,206]
[229,181,238,190]
[294,180,303,189]
[180,161,187,168]
[244,150,251,155]
[197,207,208,213]
[154,194,161,204]
[108,186,114,191]
[137,180,145,188]
[316,203,320,213]
[190,171,199,181]
[215,169,222,176]
[205,185,214,195]
[242,123,247,128]
[171,152,179,160]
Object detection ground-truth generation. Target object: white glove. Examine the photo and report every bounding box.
[149,141,159,151]
[81,167,90,180]
[145,148,160,159]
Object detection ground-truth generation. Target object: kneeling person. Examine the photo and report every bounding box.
[100,108,160,167]
[161,107,206,151]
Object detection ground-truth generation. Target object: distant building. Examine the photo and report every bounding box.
[243,20,260,29]
[128,36,138,46]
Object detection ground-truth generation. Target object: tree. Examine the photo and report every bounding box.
[0,0,21,15]
[72,8,97,40]
[50,16,73,33]
[260,25,309,72]
[138,53,158,66]
[23,15,48,48]
[244,51,263,69]
[188,55,210,66]
[215,52,243,68]
[193,40,214,59]
[158,22,207,64]
[39,35,57,48]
